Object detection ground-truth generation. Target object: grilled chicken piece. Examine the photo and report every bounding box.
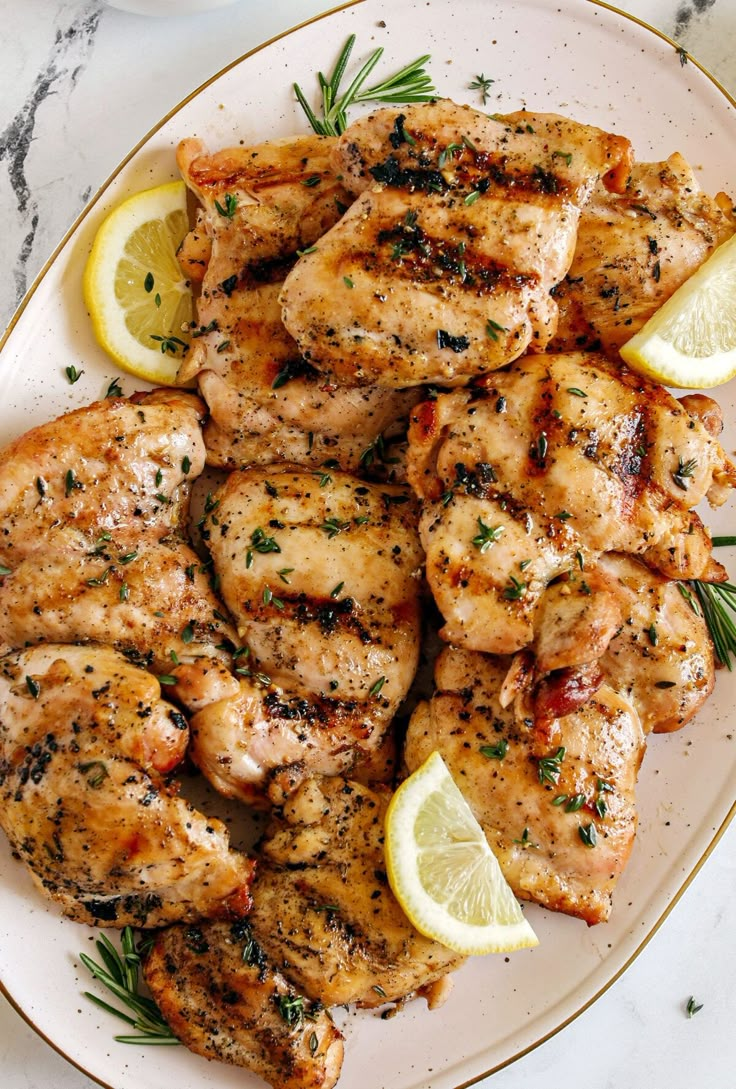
[0,537,235,677]
[0,644,253,927]
[189,465,423,804]
[280,100,632,387]
[596,553,714,733]
[177,136,417,472]
[549,153,736,355]
[508,552,714,732]
[0,390,237,698]
[144,918,344,1089]
[248,776,463,1005]
[407,353,735,656]
[404,646,646,925]
[0,390,206,546]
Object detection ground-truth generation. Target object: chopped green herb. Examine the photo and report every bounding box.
[486,318,508,341]
[537,746,565,786]
[480,739,508,760]
[686,995,703,1018]
[472,517,504,554]
[150,334,188,357]
[79,760,109,789]
[321,517,349,538]
[277,995,305,1027]
[214,193,238,218]
[26,675,41,700]
[503,575,526,601]
[673,456,698,490]
[578,822,597,847]
[468,72,495,104]
[66,364,84,384]
[369,676,387,697]
[262,585,285,610]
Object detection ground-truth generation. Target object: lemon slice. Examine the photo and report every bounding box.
[83,180,193,384]
[385,751,538,956]
[619,234,736,389]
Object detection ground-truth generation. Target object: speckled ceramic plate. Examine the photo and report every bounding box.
[1,1,735,1088]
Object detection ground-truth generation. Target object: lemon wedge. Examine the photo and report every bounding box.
[83,180,193,384]
[619,234,736,388]
[385,751,538,956]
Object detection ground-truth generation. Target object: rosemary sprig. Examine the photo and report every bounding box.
[685,580,736,671]
[79,928,178,1045]
[294,35,436,137]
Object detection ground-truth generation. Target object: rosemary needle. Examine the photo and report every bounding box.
[80,928,178,1044]
[294,35,436,137]
[684,580,736,671]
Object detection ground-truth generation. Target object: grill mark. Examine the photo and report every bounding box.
[192,167,336,193]
[263,690,368,735]
[368,147,570,201]
[253,593,374,645]
[363,225,539,296]
[526,366,564,478]
[213,255,295,296]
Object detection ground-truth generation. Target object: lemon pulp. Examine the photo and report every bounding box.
[83,180,193,385]
[620,234,736,389]
[385,751,538,956]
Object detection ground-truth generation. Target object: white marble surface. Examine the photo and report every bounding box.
[1,1,735,1087]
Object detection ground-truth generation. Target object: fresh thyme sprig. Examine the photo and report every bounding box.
[293,35,436,137]
[683,579,736,671]
[79,927,178,1045]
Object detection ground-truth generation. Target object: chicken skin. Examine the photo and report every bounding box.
[189,465,423,803]
[596,553,715,733]
[0,644,254,927]
[143,918,344,1089]
[507,552,715,732]
[407,353,735,657]
[404,646,646,925]
[280,101,632,387]
[177,135,417,473]
[247,776,463,1006]
[0,390,237,696]
[550,153,735,355]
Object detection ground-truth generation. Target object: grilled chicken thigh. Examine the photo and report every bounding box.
[404,646,645,925]
[507,552,715,731]
[0,389,205,545]
[144,918,344,1089]
[248,776,463,1006]
[189,465,423,803]
[407,353,734,657]
[596,553,714,733]
[280,101,632,387]
[177,136,417,472]
[0,390,237,696]
[550,153,735,355]
[0,644,253,927]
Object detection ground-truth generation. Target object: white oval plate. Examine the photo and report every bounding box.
[1,2,735,1088]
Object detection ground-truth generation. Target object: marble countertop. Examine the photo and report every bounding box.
[1,1,735,1088]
